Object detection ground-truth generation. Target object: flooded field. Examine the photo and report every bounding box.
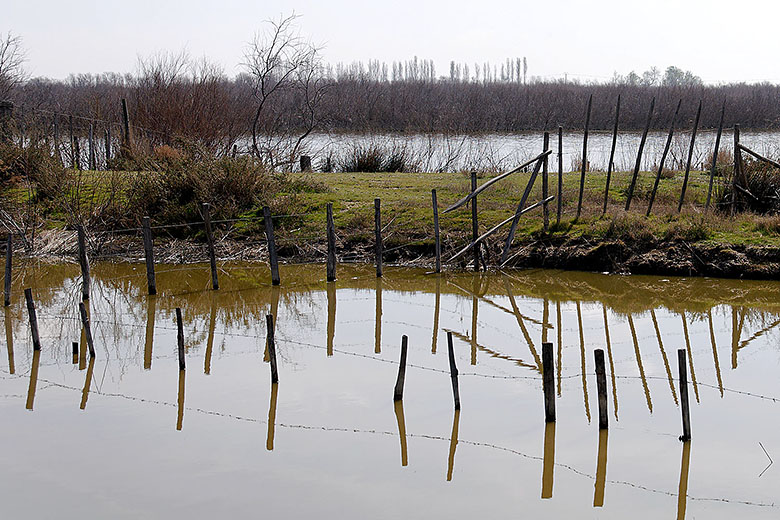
[1,262,779,518]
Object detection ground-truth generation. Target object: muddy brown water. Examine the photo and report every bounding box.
[1,262,779,518]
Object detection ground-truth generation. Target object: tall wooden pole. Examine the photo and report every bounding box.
[576,94,593,219]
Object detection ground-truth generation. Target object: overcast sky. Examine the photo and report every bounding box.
[5,0,779,84]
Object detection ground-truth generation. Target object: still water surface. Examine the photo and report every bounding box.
[1,263,779,518]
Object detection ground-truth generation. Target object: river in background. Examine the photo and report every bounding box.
[1,263,779,518]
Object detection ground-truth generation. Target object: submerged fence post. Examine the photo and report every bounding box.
[432,189,441,273]
[470,171,479,271]
[447,331,461,409]
[542,131,550,231]
[557,126,563,224]
[78,302,96,359]
[595,349,608,429]
[4,234,11,306]
[263,206,280,286]
[542,341,555,422]
[76,224,90,301]
[142,217,157,295]
[24,288,41,352]
[576,94,593,219]
[326,202,336,282]
[678,349,691,441]
[603,94,620,215]
[374,198,383,277]
[176,307,185,371]
[266,314,279,383]
[393,335,408,401]
[201,203,219,290]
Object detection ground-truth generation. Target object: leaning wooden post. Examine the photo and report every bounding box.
[542,131,550,231]
[201,203,219,290]
[557,126,563,224]
[678,349,691,441]
[447,331,461,409]
[176,307,185,371]
[326,203,336,282]
[678,100,702,212]
[120,98,132,157]
[4,234,11,307]
[88,123,96,170]
[78,302,96,358]
[266,314,279,383]
[432,189,441,273]
[76,224,90,301]
[470,171,479,271]
[142,217,157,295]
[705,101,726,212]
[104,128,111,169]
[576,94,593,219]
[393,335,408,401]
[603,94,620,215]
[374,198,383,277]
[24,288,41,352]
[263,206,280,286]
[647,99,682,217]
[542,341,555,422]
[595,349,608,429]
[731,124,742,216]
[625,97,655,211]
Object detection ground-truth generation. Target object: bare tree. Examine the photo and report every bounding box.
[0,32,27,98]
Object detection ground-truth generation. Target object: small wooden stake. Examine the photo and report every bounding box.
[542,131,550,231]
[470,171,479,271]
[24,288,41,351]
[326,203,336,282]
[76,224,90,300]
[393,335,408,401]
[432,189,441,273]
[374,198,383,277]
[176,307,185,371]
[576,93,593,219]
[603,94,620,215]
[263,206,280,286]
[678,349,691,441]
[447,331,461,410]
[705,101,726,212]
[142,217,157,295]
[625,97,655,210]
[678,100,702,212]
[78,302,96,359]
[4,234,11,307]
[201,203,219,290]
[266,314,279,383]
[595,349,608,429]
[542,341,555,422]
[557,126,563,224]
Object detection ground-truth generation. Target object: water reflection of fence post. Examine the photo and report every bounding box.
[603,95,620,215]
[446,409,460,481]
[594,429,608,507]
[80,357,95,410]
[23,288,41,352]
[142,217,157,295]
[432,189,441,273]
[394,400,408,467]
[578,302,592,421]
[72,341,78,364]
[144,296,156,370]
[446,331,460,410]
[177,368,185,431]
[576,94,592,220]
[542,342,555,422]
[201,203,219,290]
[78,302,96,359]
[541,422,556,499]
[77,224,90,300]
[375,278,382,354]
[470,171,479,271]
[625,97,655,211]
[594,349,608,429]
[4,234,11,306]
[25,349,41,411]
[393,335,408,401]
[263,206,280,286]
[677,440,692,520]
[176,307,185,371]
[267,382,278,451]
[431,276,440,353]
[374,198,383,277]
[326,281,336,356]
[205,295,216,374]
[266,314,279,384]
[3,307,14,374]
[326,203,336,282]
[678,349,692,441]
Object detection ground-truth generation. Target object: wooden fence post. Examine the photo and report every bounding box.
[120,98,132,157]
[68,114,76,169]
[731,124,742,216]
[104,128,111,168]
[625,97,655,211]
[595,349,608,429]
[88,124,96,170]
[647,99,682,216]
[24,288,41,351]
[557,126,563,224]
[78,302,96,358]
[266,314,279,383]
[53,112,61,164]
[678,100,702,212]
[76,224,90,301]
[543,341,555,422]
[432,189,441,273]
[142,217,157,295]
[447,331,461,409]
[4,234,11,306]
[603,94,620,215]
[576,94,593,219]
[326,203,336,282]
[705,101,726,212]
[176,307,185,371]
[263,206,280,286]
[374,198,383,277]
[470,171,479,271]
[393,335,408,401]
[201,203,219,290]
[542,131,550,231]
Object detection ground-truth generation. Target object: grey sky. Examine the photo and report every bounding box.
[5,0,779,83]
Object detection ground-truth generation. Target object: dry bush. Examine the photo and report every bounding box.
[716,156,780,214]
